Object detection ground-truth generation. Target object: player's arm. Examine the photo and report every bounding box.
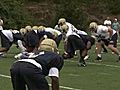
[50,76,59,90]
[107,27,113,38]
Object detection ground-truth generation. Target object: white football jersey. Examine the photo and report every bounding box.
[97,25,110,39]
[1,30,13,42]
[45,27,62,36]
[104,20,111,25]
[65,22,80,38]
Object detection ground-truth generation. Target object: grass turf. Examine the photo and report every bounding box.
[0,41,120,90]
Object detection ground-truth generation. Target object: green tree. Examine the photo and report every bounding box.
[54,0,88,30]
[0,0,33,29]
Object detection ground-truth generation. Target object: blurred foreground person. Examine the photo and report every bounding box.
[10,38,64,90]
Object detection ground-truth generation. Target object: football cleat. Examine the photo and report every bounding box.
[103,50,108,53]
[95,56,102,61]
[78,63,87,67]
[116,56,120,62]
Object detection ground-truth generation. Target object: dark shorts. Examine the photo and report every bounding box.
[10,62,49,90]
[66,35,86,55]
[97,33,118,47]
[110,33,118,47]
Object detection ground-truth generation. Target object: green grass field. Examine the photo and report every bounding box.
[0,40,120,90]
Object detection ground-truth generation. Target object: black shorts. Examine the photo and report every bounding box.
[97,33,118,47]
[66,35,86,55]
[110,33,118,47]
[10,62,49,90]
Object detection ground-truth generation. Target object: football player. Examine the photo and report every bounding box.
[38,26,62,47]
[10,38,64,90]
[60,24,88,67]
[0,29,24,56]
[89,22,120,62]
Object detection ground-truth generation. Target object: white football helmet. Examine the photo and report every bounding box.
[20,28,27,35]
[25,25,32,32]
[89,22,98,29]
[38,38,58,53]
[32,26,38,30]
[58,18,66,25]
[38,26,45,32]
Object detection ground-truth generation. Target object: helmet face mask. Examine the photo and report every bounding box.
[89,27,96,32]
[58,18,66,26]
[20,28,27,35]
[60,24,68,33]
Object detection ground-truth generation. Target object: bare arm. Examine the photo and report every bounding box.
[107,26,113,38]
[50,76,59,90]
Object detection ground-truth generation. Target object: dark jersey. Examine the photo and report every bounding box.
[34,51,64,76]
[37,31,54,40]
[13,33,24,43]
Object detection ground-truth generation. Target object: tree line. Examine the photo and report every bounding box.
[0,0,120,30]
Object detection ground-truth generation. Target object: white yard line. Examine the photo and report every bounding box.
[0,74,11,78]
[88,62,120,68]
[0,74,82,90]
[69,74,81,77]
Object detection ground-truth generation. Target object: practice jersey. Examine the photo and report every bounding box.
[54,25,61,32]
[104,20,111,25]
[45,27,62,36]
[97,25,110,39]
[77,30,88,35]
[65,22,80,38]
[0,26,3,30]
[97,25,117,39]
[34,51,64,76]
[1,30,13,42]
